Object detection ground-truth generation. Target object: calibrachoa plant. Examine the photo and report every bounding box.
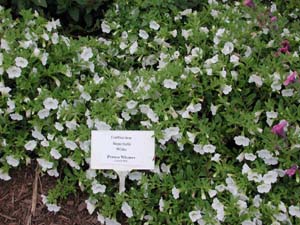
[1,0,300,224]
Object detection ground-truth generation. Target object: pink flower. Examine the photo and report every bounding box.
[279,40,291,54]
[270,16,277,22]
[271,120,288,137]
[243,0,255,8]
[285,165,298,177]
[284,71,297,86]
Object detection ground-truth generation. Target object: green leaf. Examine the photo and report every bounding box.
[74,0,86,5]
[68,7,80,22]
[84,13,93,27]
[31,0,47,7]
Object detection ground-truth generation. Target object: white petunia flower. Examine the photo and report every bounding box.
[15,57,28,68]
[129,41,138,55]
[282,89,294,97]
[7,66,21,78]
[54,122,64,131]
[64,140,77,150]
[126,100,138,109]
[149,20,160,30]
[6,155,20,167]
[203,144,216,153]
[50,148,62,159]
[212,198,225,221]
[47,169,59,177]
[1,38,10,51]
[139,29,149,39]
[163,79,178,89]
[230,55,239,64]
[38,109,50,119]
[234,136,250,146]
[182,29,193,40]
[263,171,277,184]
[221,42,234,55]
[0,169,11,181]
[172,186,180,199]
[289,206,300,218]
[92,183,106,194]
[85,198,97,214]
[25,140,37,151]
[193,144,204,154]
[37,158,53,171]
[257,183,271,193]
[189,210,202,222]
[80,47,93,61]
[64,157,80,170]
[244,153,257,161]
[43,97,59,110]
[94,120,111,130]
[242,220,255,225]
[51,33,59,44]
[121,202,133,218]
[208,189,217,198]
[222,85,232,95]
[159,197,164,212]
[249,74,263,87]
[10,113,23,121]
[101,21,111,33]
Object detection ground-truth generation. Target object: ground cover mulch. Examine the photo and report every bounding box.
[0,161,101,225]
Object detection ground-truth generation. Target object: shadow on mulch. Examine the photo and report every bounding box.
[0,161,101,225]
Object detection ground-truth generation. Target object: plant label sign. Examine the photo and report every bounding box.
[91,130,155,171]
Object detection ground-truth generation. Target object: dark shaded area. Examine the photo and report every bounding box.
[0,162,101,225]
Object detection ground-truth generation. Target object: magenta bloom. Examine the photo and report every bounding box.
[285,165,298,177]
[284,71,297,86]
[279,40,291,54]
[271,120,288,137]
[270,16,277,22]
[243,0,255,8]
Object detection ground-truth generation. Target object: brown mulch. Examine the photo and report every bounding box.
[0,161,102,225]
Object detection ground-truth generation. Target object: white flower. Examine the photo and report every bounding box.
[189,67,200,74]
[187,132,196,143]
[101,21,111,33]
[289,206,300,218]
[221,42,234,55]
[155,197,165,213]
[244,153,257,161]
[10,113,23,121]
[208,189,217,198]
[266,111,277,119]
[242,220,255,225]
[94,120,111,130]
[126,100,138,109]
[121,202,133,218]
[257,183,271,193]
[47,169,59,177]
[85,198,97,214]
[92,183,106,194]
[211,153,221,162]
[222,85,232,95]
[172,186,180,199]
[139,29,149,39]
[38,109,50,119]
[163,79,178,89]
[64,158,80,170]
[182,29,192,40]
[0,169,11,181]
[212,198,225,221]
[203,144,216,153]
[263,171,277,184]
[129,41,138,54]
[15,57,28,68]
[127,171,142,181]
[64,140,77,150]
[170,29,177,37]
[50,148,62,159]
[54,122,64,131]
[37,158,53,171]
[7,66,21,78]
[230,55,239,64]
[193,144,204,154]
[25,140,37,151]
[282,89,294,97]
[253,195,262,208]
[43,97,59,110]
[149,20,160,30]
[80,47,93,61]
[6,155,20,167]
[51,33,59,44]
[234,136,250,146]
[189,210,202,222]
[249,74,263,87]
[105,218,121,225]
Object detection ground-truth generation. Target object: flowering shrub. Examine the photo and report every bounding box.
[1,1,300,224]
